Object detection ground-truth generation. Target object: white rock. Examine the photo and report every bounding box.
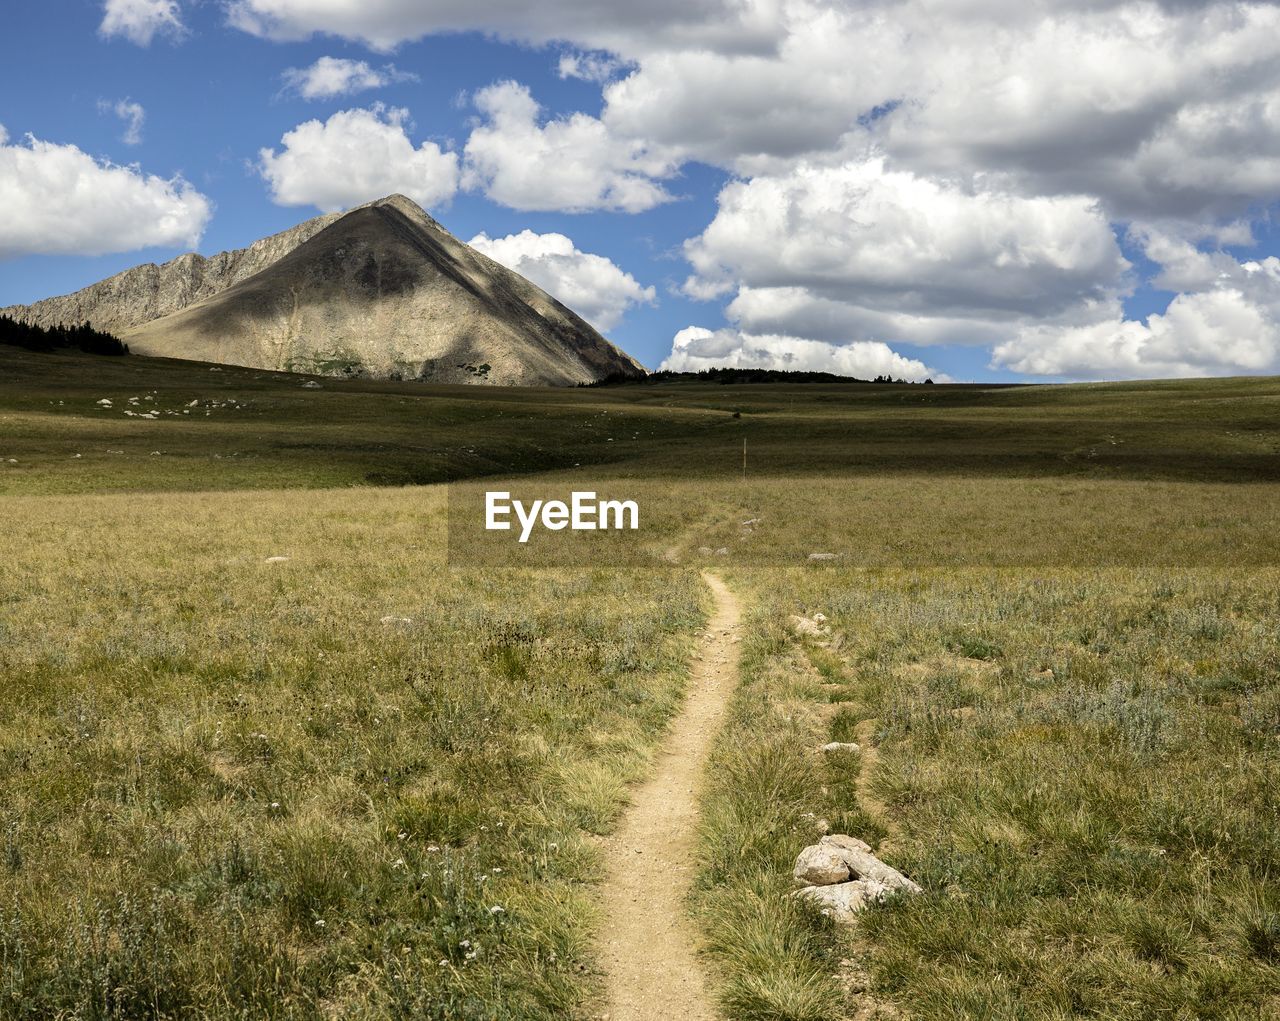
[380,616,413,625]
[813,613,827,623]
[808,552,839,561]
[822,742,861,754]
[820,834,923,894]
[791,615,827,637]
[793,879,890,924]
[793,844,852,886]
[302,380,322,389]
[265,556,290,563]
[96,399,112,406]
[714,547,730,555]
[187,400,198,407]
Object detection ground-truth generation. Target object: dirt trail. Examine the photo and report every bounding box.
[595,571,740,1021]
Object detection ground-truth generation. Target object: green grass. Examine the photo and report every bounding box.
[703,568,1280,1019]
[3,347,1280,1019]
[0,487,703,1019]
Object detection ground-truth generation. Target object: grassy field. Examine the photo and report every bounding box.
[698,568,1280,1019]
[0,489,703,1018]
[2,346,1279,1019]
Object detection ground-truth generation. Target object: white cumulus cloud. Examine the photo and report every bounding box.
[992,236,1280,380]
[281,56,418,100]
[99,99,146,145]
[259,105,458,212]
[0,126,211,259]
[99,0,184,45]
[660,326,941,381]
[462,81,677,213]
[684,157,1129,344]
[468,229,654,331]
[224,0,772,55]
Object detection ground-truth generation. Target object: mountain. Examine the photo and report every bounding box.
[2,195,645,386]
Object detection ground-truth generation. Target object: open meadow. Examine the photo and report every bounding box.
[2,346,1279,1019]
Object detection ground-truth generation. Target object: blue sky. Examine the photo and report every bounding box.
[4,0,1280,382]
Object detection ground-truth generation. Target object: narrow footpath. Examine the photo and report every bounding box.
[595,571,741,1021]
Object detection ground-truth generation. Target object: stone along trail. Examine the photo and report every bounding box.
[596,572,741,1021]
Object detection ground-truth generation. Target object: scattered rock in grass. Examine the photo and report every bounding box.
[820,834,923,894]
[794,844,853,886]
[791,614,828,637]
[741,518,760,527]
[714,547,730,555]
[822,741,861,754]
[793,879,890,923]
[96,399,112,406]
[265,556,290,563]
[791,835,921,924]
[808,552,839,561]
[302,380,322,389]
[380,616,413,625]
[698,546,714,554]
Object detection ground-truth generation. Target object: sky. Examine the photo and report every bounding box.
[3,0,1280,382]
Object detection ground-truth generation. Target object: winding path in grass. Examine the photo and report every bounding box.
[596,571,740,1021]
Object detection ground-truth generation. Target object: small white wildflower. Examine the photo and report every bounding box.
[459,940,471,949]
[438,959,448,967]
[427,845,440,853]
[314,919,326,928]
[397,831,408,841]
[392,858,406,869]
[491,867,503,874]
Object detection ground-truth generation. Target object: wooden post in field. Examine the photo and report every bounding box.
[742,437,747,481]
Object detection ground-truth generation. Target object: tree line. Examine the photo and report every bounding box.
[0,315,129,356]
[585,366,934,386]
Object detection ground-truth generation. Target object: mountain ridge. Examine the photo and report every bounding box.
[3,195,645,386]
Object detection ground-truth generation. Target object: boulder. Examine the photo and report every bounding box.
[821,742,861,754]
[793,879,890,924]
[793,844,852,886]
[820,835,923,894]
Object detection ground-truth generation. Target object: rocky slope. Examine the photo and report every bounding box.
[1,211,345,334]
[4,195,645,386]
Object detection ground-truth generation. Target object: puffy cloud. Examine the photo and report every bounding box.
[468,229,654,331]
[0,125,211,259]
[660,326,941,381]
[225,0,775,55]
[992,243,1280,379]
[258,105,458,212]
[462,82,677,213]
[281,56,418,100]
[99,0,184,45]
[99,99,146,145]
[684,158,1129,343]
